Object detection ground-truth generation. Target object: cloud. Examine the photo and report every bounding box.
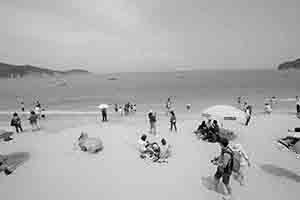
[0,0,300,72]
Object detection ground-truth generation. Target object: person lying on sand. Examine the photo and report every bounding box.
[77,132,104,153]
[158,138,171,163]
[277,136,300,149]
[288,128,300,132]
[202,120,220,143]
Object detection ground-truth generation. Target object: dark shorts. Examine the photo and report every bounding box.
[214,167,231,185]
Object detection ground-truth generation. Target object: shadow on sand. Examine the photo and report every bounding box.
[260,164,300,183]
[1,152,30,174]
[201,176,226,195]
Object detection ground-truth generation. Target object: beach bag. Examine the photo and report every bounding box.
[223,147,241,173]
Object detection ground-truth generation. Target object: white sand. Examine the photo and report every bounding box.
[1,110,300,200]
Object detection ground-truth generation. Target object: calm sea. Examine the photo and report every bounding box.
[0,70,299,113]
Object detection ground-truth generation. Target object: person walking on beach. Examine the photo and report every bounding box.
[237,96,242,110]
[169,110,177,132]
[211,137,233,198]
[28,110,39,131]
[101,108,108,122]
[10,112,23,133]
[148,110,157,135]
[296,96,300,114]
[20,101,25,112]
[245,105,252,126]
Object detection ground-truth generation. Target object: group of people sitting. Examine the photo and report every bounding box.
[194,119,221,143]
[137,134,171,163]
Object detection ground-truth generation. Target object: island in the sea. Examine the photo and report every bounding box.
[0,62,91,78]
[278,58,300,71]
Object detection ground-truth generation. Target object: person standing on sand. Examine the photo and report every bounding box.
[28,110,39,131]
[165,97,172,115]
[169,110,177,132]
[21,101,25,112]
[10,112,23,133]
[296,96,300,114]
[231,143,251,186]
[211,137,233,198]
[245,105,252,126]
[237,96,242,110]
[101,108,108,122]
[148,110,157,135]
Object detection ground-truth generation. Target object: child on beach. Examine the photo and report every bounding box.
[169,110,177,132]
[10,112,23,133]
[28,111,39,131]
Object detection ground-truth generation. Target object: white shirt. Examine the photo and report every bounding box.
[160,144,169,158]
[138,139,147,153]
[230,144,249,167]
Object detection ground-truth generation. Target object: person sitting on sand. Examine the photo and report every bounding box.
[159,138,171,162]
[264,103,272,114]
[210,120,220,134]
[194,121,208,136]
[10,112,23,133]
[28,110,39,131]
[138,134,150,154]
[201,120,220,143]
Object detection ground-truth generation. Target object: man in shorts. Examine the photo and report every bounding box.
[212,137,233,198]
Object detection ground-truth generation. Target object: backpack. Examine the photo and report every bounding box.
[222,147,241,173]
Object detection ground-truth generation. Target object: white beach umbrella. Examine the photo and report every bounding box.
[98,104,109,109]
[202,105,247,124]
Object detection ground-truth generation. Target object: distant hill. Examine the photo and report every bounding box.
[0,62,90,78]
[278,58,300,71]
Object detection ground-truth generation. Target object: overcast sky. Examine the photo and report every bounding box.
[0,0,299,72]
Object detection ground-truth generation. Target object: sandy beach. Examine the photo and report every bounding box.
[0,71,300,200]
[1,106,300,200]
